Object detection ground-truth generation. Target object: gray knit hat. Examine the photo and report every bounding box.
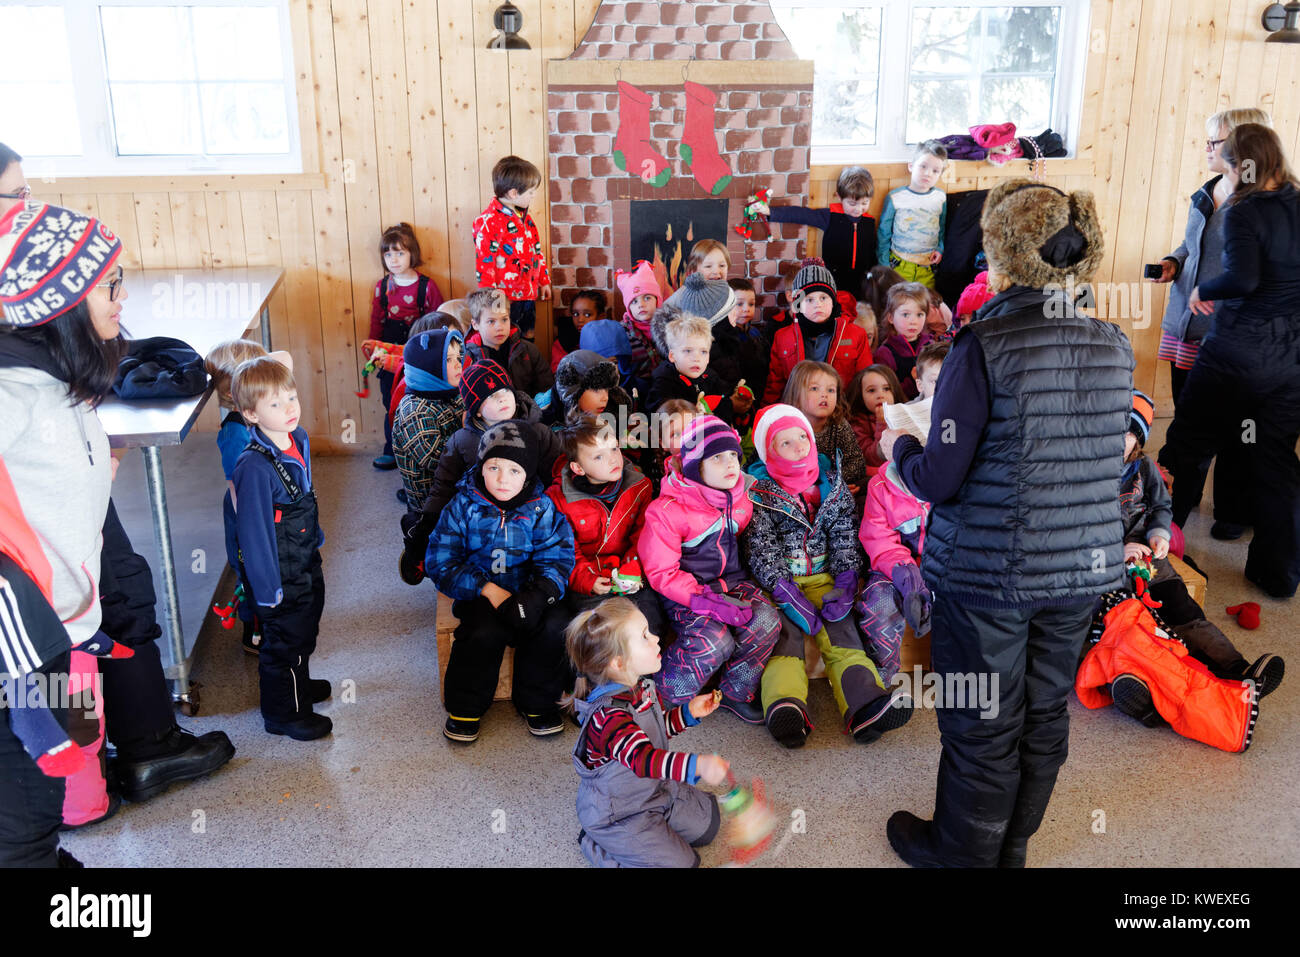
[664,273,736,328]
[790,257,836,306]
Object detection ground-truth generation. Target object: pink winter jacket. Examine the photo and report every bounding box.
[638,469,755,608]
[859,463,931,576]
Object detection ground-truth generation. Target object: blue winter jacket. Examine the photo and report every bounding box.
[231,425,325,608]
[427,472,575,601]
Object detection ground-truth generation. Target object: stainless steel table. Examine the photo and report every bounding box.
[97,267,285,712]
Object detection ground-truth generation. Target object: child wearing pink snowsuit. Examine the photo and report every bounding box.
[637,416,781,719]
[857,463,932,681]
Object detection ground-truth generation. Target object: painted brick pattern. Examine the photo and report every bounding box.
[551,1,808,314]
[574,1,796,60]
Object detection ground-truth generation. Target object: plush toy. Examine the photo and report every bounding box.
[720,770,779,865]
[1226,602,1261,630]
[212,582,246,630]
[735,188,773,240]
[609,559,643,595]
[355,344,391,399]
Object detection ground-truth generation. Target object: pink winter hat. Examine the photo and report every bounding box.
[970,123,1017,150]
[615,260,661,308]
[752,403,813,465]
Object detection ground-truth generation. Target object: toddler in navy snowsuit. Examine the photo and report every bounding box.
[231,357,332,741]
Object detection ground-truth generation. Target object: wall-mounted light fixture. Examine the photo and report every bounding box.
[1262,3,1300,42]
[488,3,530,49]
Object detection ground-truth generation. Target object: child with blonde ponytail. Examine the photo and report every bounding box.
[565,597,727,868]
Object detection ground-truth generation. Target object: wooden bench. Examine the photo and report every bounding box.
[435,593,513,701]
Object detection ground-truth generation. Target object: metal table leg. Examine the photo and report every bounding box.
[260,303,272,350]
[141,445,192,707]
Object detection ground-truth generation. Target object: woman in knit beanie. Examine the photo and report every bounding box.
[743,404,909,749]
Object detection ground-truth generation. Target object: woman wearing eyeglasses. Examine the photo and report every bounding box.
[1148,110,1270,542]
[0,142,32,216]
[1,197,233,865]
[1159,124,1300,600]
[0,198,130,865]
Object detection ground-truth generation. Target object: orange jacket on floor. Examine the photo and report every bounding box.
[1076,598,1258,753]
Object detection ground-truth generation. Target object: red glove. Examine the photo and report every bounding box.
[1226,602,1261,630]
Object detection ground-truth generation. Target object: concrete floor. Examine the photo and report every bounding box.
[61,419,1300,867]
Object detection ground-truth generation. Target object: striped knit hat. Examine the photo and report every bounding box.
[0,201,123,327]
[1130,390,1154,447]
[791,256,836,305]
[680,414,742,485]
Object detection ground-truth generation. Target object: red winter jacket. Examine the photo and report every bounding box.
[763,314,872,405]
[472,196,551,302]
[547,462,653,595]
[1076,598,1257,753]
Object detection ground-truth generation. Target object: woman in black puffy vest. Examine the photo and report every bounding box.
[879,180,1134,867]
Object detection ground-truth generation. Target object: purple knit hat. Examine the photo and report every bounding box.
[680,414,742,484]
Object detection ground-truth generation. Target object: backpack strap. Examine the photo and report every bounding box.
[417,274,430,312]
[244,440,303,501]
[378,276,389,316]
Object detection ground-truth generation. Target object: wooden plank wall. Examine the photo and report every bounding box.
[47,0,1295,450]
[812,0,1300,412]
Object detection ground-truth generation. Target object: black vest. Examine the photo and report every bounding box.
[823,211,877,300]
[922,287,1134,608]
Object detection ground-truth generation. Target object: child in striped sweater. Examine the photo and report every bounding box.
[565,597,727,868]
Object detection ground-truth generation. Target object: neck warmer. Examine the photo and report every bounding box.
[404,364,454,394]
[797,314,835,349]
[473,471,536,514]
[572,471,623,504]
[755,404,820,497]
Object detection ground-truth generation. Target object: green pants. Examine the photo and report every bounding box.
[889,255,935,289]
[760,573,889,727]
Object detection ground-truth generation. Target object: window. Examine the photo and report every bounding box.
[0,0,301,177]
[770,0,1090,163]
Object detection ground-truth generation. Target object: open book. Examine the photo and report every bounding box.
[883,396,933,444]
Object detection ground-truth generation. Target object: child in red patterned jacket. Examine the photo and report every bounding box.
[472,155,552,331]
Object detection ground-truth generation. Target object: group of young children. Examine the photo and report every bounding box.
[195,147,1284,868]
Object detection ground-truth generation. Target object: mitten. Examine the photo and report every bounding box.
[689,591,753,627]
[891,562,932,635]
[1226,602,1261,630]
[72,633,135,659]
[772,579,821,636]
[820,569,859,623]
[506,578,562,627]
[400,515,436,586]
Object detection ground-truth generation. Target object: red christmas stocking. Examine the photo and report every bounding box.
[679,80,734,196]
[612,81,671,188]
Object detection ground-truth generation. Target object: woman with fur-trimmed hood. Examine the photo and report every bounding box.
[877,179,1135,869]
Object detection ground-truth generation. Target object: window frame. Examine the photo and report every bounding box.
[0,0,303,178]
[771,0,1091,165]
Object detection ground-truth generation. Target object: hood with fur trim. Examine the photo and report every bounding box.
[555,348,629,412]
[980,179,1104,289]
